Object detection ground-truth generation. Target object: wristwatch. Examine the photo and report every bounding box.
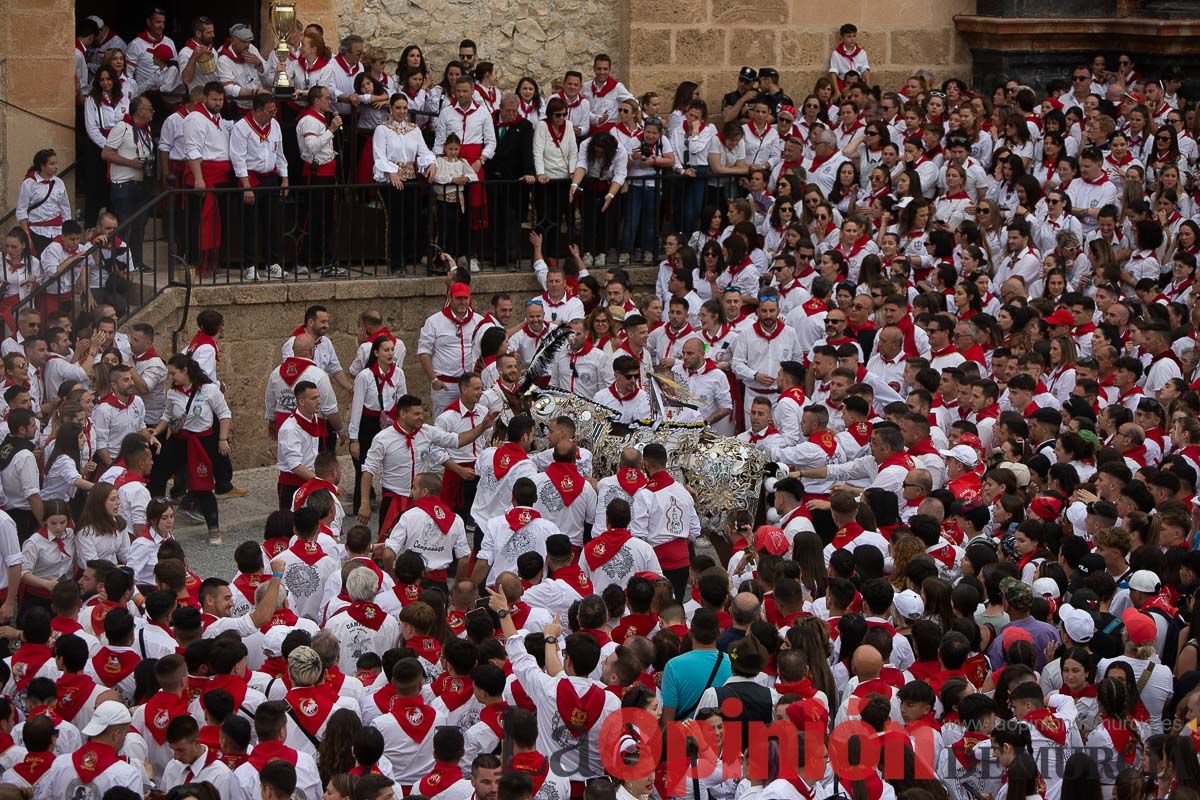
[496,608,509,619]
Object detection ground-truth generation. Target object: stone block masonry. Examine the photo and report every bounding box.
[129,268,656,469]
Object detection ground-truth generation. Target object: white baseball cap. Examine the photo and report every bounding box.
[894,589,924,619]
[1032,577,1061,599]
[81,700,133,736]
[999,461,1031,488]
[939,445,979,468]
[1129,569,1161,594]
[1059,603,1095,643]
[262,625,290,658]
[87,15,105,27]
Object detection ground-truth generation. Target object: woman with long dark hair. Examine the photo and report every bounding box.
[570,131,625,265]
[149,354,231,545]
[16,150,71,257]
[349,335,401,513]
[533,95,577,260]
[82,66,128,226]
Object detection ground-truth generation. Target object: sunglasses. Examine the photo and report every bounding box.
[551,112,567,118]
[804,103,819,110]
[1073,76,1090,82]
[779,205,793,211]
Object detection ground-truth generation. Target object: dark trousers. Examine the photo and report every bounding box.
[352,412,383,511]
[278,481,299,514]
[109,180,148,267]
[579,183,618,257]
[150,433,220,531]
[488,181,528,264]
[535,181,570,258]
[8,508,37,545]
[82,140,109,228]
[301,174,336,267]
[382,182,422,271]
[664,566,689,602]
[437,199,466,258]
[241,174,283,268]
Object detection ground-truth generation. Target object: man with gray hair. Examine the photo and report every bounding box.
[803,126,849,197]
[281,645,360,756]
[308,630,367,700]
[331,34,366,117]
[799,424,915,507]
[216,23,271,112]
[322,565,400,674]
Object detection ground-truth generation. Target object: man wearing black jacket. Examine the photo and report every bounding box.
[486,95,536,266]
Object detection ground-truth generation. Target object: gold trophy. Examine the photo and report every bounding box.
[272,1,296,96]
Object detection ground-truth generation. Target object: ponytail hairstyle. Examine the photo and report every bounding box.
[990,716,1035,756]
[166,353,213,388]
[30,149,56,178]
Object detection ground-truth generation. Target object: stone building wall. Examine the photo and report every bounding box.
[627,0,974,115]
[130,268,654,470]
[331,0,627,91]
[0,0,77,216]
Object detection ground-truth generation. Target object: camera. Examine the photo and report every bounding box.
[640,143,654,158]
[142,157,158,181]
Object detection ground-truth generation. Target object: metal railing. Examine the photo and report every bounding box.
[13,171,747,337]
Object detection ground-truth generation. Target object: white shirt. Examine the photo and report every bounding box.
[84,94,131,148]
[182,105,233,162]
[34,746,145,800]
[363,423,460,497]
[592,384,652,424]
[229,114,288,178]
[160,746,232,798]
[276,413,320,479]
[16,176,72,237]
[92,395,145,458]
[229,746,321,800]
[263,359,338,424]
[127,31,177,87]
[277,541,340,622]
[297,111,337,168]
[0,448,39,511]
[163,382,231,433]
[581,532,662,594]
[477,509,559,584]
[434,102,497,158]
[531,468,598,547]
[550,342,607,399]
[731,322,802,394]
[384,503,470,576]
[349,364,404,439]
[323,603,402,674]
[285,57,337,98]
[20,527,74,586]
[158,108,192,161]
[418,309,486,379]
[216,45,269,109]
[582,77,634,127]
[533,119,579,178]
[133,352,168,425]
[370,700,447,785]
[373,120,436,183]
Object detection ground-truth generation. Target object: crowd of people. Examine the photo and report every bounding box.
[3,8,1200,800]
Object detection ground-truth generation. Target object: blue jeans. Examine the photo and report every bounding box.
[681,166,709,236]
[623,182,660,254]
[109,180,148,266]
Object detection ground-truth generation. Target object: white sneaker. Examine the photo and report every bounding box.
[242,266,258,281]
[618,253,631,266]
[267,263,284,278]
[321,265,350,277]
[583,253,594,267]
[469,258,481,273]
[294,265,309,275]
[594,252,607,267]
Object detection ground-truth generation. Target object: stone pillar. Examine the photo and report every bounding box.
[0,0,77,216]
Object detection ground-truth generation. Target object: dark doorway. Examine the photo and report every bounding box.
[76,0,264,47]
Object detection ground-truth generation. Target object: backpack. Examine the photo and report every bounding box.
[1143,605,1185,670]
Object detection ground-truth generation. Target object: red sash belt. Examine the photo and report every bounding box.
[435,374,462,384]
[458,143,488,230]
[303,160,337,178]
[31,215,63,229]
[185,160,235,251]
[653,539,691,570]
[176,428,216,491]
[379,490,412,542]
[278,472,306,487]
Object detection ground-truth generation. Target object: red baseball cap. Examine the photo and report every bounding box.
[1122,608,1157,645]
[755,525,790,556]
[150,44,175,62]
[449,282,471,299]
[1043,309,1075,327]
[1030,496,1064,521]
[1002,625,1034,649]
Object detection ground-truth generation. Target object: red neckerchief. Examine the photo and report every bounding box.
[612,612,660,644]
[288,538,328,566]
[807,152,835,174]
[54,672,96,721]
[414,495,455,533]
[390,695,437,739]
[218,40,246,64]
[663,323,694,351]
[608,382,641,403]
[749,426,780,443]
[835,43,861,59]
[475,84,498,106]
[297,54,330,73]
[188,330,220,360]
[590,76,619,97]
[753,320,785,341]
[419,761,465,798]
[335,600,387,631]
[114,469,148,491]
[239,111,274,145]
[247,740,299,771]
[556,680,605,737]
[584,528,633,569]
[505,506,541,533]
[546,118,568,147]
[72,742,122,783]
[36,526,69,557]
[298,107,329,129]
[288,410,324,438]
[831,522,867,550]
[11,750,53,786]
[431,671,475,710]
[616,466,647,494]
[701,324,731,345]
[11,642,53,690]
[647,470,674,491]
[545,461,585,506]
[285,683,339,736]
[492,442,528,479]
[880,452,916,473]
[1023,707,1067,745]
[686,358,719,377]
[334,53,361,76]
[143,689,191,744]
